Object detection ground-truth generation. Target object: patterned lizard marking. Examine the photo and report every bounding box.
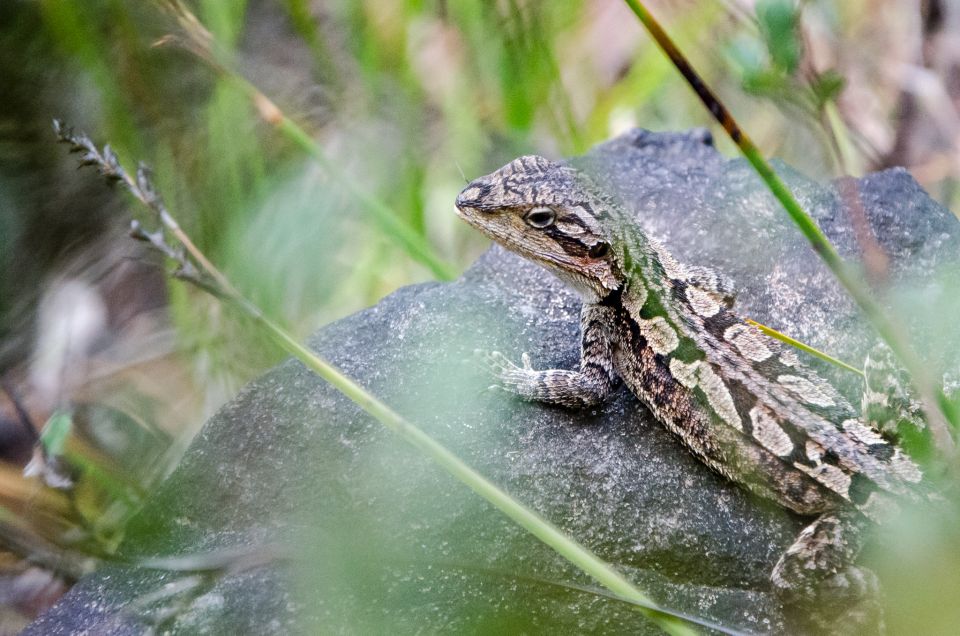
[455,154,928,603]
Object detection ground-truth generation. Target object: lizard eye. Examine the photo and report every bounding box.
[589,241,610,258]
[524,206,556,229]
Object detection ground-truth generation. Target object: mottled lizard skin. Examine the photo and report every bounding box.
[456,155,928,618]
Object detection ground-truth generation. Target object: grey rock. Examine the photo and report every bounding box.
[25,129,960,635]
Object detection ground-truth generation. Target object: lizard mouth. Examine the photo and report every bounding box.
[453,207,520,261]
[453,200,497,236]
[453,202,481,233]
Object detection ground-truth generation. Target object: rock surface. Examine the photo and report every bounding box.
[25,129,960,635]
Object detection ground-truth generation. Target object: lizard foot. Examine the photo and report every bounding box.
[475,350,538,396]
[473,349,613,408]
[773,512,884,633]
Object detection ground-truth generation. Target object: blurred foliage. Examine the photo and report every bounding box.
[2,0,960,630]
[731,0,845,110]
[4,0,957,394]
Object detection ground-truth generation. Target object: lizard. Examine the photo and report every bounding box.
[454,154,930,613]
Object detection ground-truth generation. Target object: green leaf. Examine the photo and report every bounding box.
[811,70,846,106]
[741,68,790,98]
[40,410,73,457]
[756,0,801,75]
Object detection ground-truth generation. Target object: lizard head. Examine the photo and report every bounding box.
[455,155,624,300]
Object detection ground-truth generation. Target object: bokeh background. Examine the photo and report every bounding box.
[1,0,959,632]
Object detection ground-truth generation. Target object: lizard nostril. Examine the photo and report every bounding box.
[456,181,492,210]
[456,188,481,209]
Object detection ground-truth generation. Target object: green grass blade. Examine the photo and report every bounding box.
[745,319,863,376]
[55,124,699,634]
[253,310,699,636]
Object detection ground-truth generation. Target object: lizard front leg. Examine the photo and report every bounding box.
[484,304,619,409]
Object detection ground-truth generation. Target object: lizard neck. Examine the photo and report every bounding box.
[597,284,624,308]
[610,236,681,323]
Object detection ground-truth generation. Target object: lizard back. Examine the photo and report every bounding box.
[456,154,924,520]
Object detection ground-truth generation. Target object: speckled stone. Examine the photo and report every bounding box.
[25,129,960,635]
